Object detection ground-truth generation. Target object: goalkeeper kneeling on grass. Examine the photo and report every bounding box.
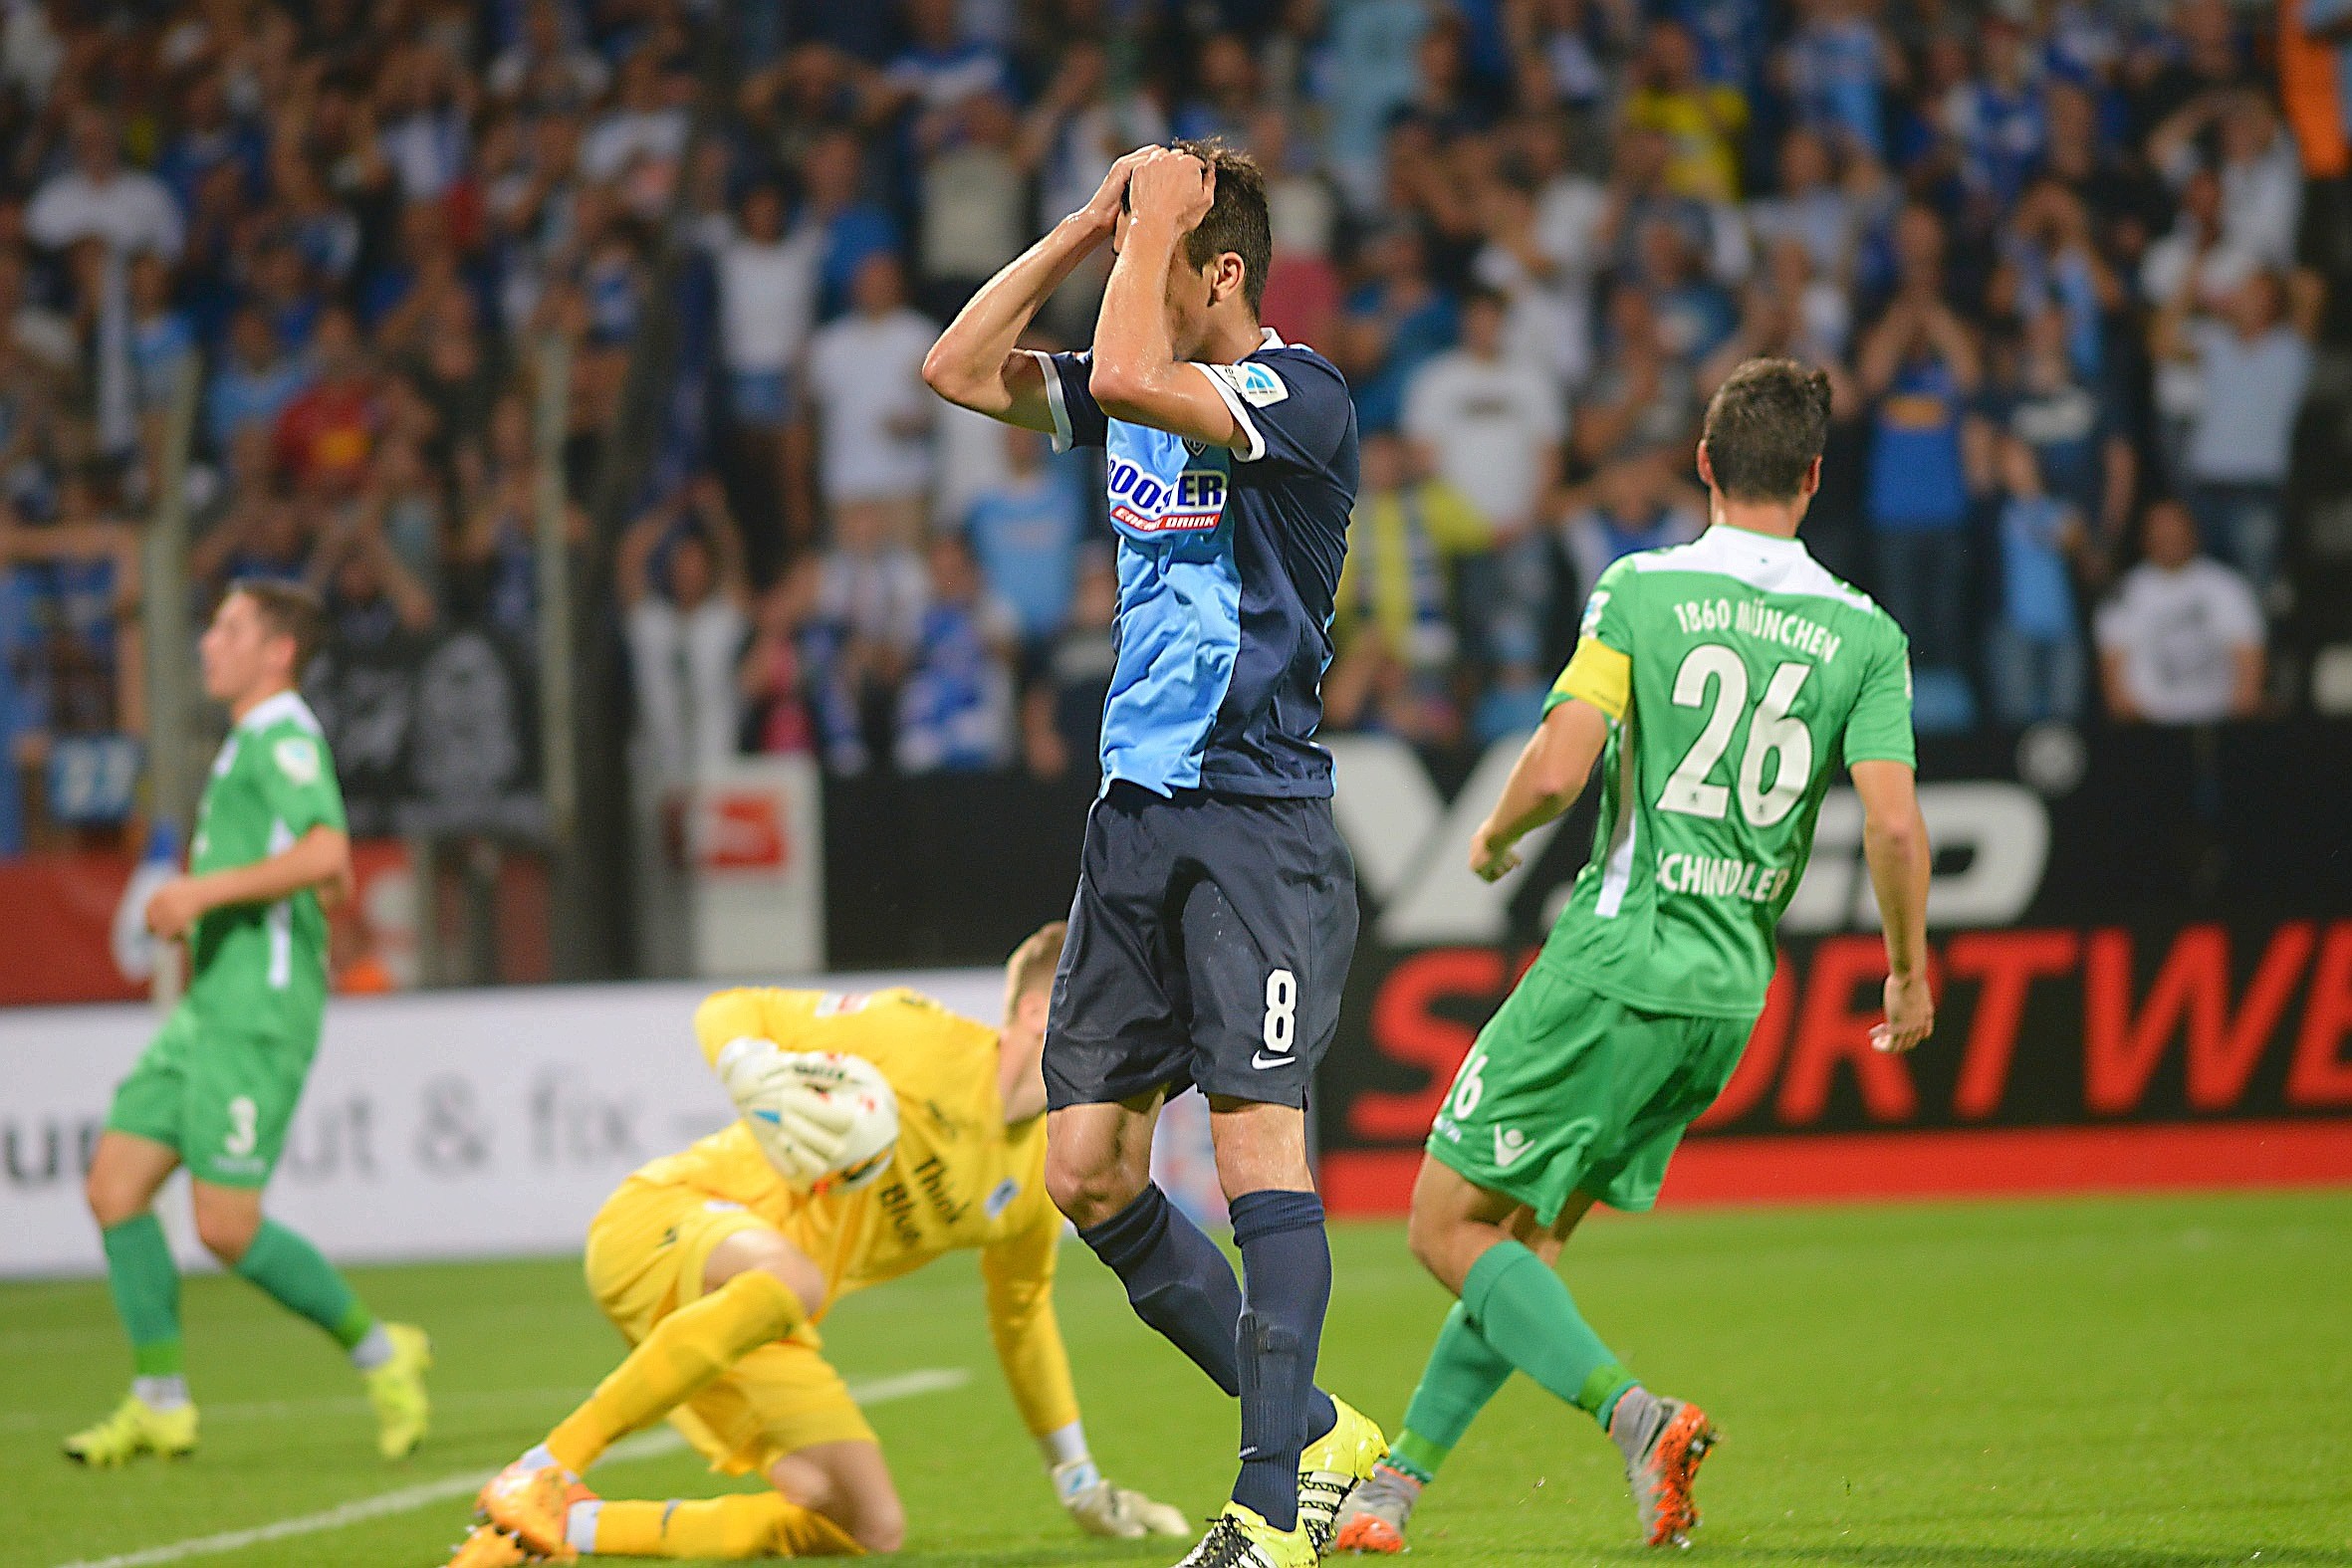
[446,923,1187,1565]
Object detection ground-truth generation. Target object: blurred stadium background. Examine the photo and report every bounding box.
[2,0,2351,1560]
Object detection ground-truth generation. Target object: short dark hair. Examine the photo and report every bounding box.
[230,578,327,672]
[1170,137,1273,319]
[1700,358,1833,503]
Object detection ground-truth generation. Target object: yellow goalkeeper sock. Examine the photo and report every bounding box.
[587,1493,864,1557]
[547,1269,804,1475]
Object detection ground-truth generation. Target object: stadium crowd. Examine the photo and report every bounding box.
[0,0,2346,853]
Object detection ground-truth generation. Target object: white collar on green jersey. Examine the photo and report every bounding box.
[1637,525,1875,612]
[234,688,324,736]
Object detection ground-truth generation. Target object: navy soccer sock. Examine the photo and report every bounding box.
[1076,1183,1246,1396]
[1229,1188,1332,1532]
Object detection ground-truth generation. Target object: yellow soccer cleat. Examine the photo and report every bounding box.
[1297,1395,1388,1554]
[476,1462,579,1562]
[62,1393,198,1467]
[364,1322,433,1460]
[444,1524,533,1568]
[1172,1501,1317,1568]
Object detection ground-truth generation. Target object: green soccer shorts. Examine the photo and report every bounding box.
[1425,964,1755,1221]
[105,1001,320,1188]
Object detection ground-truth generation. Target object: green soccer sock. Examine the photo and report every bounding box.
[233,1220,376,1351]
[1459,1240,1637,1429]
[101,1215,185,1378]
[1391,1301,1517,1482]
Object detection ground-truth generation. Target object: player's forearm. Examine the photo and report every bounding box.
[189,826,351,915]
[1482,732,1590,849]
[1861,800,1931,980]
[922,216,1103,413]
[1088,215,1186,412]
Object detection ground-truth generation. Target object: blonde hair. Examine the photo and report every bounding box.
[1004,921,1067,1020]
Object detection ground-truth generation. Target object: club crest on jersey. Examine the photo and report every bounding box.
[1106,454,1227,535]
[273,736,321,784]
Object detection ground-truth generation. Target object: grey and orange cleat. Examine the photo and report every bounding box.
[1619,1395,1718,1548]
[1329,1461,1421,1554]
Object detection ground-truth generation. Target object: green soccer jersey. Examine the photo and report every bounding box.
[1538,525,1914,1019]
[185,689,347,1039]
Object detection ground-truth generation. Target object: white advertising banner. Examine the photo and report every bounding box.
[0,968,1001,1279]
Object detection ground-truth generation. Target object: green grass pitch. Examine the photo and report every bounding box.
[5,1191,2350,1568]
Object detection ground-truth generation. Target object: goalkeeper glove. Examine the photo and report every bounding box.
[713,1037,861,1188]
[1052,1458,1190,1539]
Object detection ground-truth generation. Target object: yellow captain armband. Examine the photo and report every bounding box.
[1544,638,1631,722]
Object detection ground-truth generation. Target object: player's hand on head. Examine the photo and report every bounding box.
[1125,145,1213,229]
[1078,146,1156,233]
[1872,970,1935,1054]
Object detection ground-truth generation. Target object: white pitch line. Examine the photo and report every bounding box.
[50,1368,970,1568]
[3,1387,598,1435]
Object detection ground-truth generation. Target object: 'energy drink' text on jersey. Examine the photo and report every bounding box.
[1543,526,1915,1017]
[1030,330,1358,797]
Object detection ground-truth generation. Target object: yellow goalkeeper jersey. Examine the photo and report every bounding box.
[628,985,1075,1438]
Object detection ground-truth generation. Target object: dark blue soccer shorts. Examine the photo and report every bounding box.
[1045,782,1359,1111]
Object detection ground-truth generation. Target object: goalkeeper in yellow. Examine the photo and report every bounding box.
[447,924,1189,1564]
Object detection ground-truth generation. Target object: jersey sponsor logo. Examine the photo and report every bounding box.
[1209,360,1290,407]
[1106,455,1227,534]
[1492,1125,1530,1168]
[984,1177,1021,1221]
[1327,735,2051,943]
[273,736,322,784]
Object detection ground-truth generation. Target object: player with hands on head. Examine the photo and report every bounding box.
[447,924,1189,1566]
[1335,360,1932,1555]
[927,139,1386,1568]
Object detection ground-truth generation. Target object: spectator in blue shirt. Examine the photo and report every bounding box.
[1858,234,1985,686]
[1335,224,1457,434]
[1777,0,1893,157]
[204,308,313,454]
[1998,305,2133,542]
[960,426,1087,661]
[802,128,900,321]
[1988,434,2087,725]
[896,532,1016,775]
[126,253,195,416]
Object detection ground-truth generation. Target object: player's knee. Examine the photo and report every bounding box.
[85,1167,142,1228]
[1044,1144,1142,1230]
[706,1230,825,1320]
[191,1198,259,1264]
[1405,1201,1466,1288]
[852,1495,906,1554]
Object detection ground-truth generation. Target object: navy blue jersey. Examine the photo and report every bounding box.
[1032,331,1358,797]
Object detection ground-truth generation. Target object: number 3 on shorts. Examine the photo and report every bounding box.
[224,1095,258,1158]
[1262,969,1296,1054]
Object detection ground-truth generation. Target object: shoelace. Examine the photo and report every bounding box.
[1184,1517,1260,1568]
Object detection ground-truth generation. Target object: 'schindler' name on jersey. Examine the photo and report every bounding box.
[1029,331,1358,799]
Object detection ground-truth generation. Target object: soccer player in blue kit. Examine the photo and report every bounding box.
[924,141,1383,1568]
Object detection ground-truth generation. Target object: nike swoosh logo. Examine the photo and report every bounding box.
[1252,1051,1293,1070]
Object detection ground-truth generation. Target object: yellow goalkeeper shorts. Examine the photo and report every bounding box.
[583,1177,877,1473]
